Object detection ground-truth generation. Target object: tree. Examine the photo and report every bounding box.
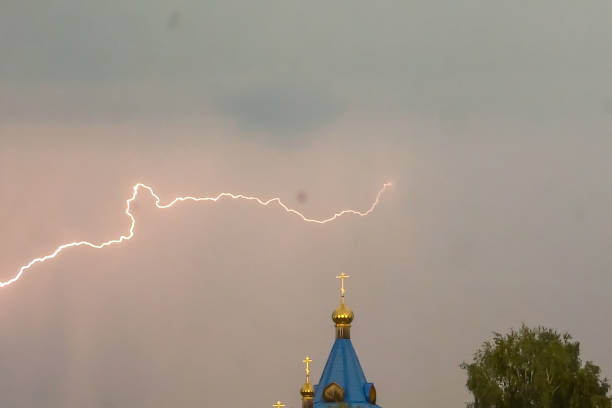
[461,324,611,408]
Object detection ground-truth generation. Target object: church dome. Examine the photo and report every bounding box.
[300,382,315,398]
[332,302,354,325]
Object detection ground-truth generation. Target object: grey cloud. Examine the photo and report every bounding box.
[2,0,612,127]
[216,85,343,136]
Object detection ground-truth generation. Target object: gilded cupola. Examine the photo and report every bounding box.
[333,272,353,339]
[300,356,314,408]
[332,302,354,325]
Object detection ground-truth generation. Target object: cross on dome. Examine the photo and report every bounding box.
[303,356,313,382]
[335,272,350,303]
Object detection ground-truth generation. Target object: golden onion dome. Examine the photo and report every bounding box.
[332,302,354,325]
[300,382,315,398]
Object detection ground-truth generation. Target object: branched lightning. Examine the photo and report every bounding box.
[1,182,392,288]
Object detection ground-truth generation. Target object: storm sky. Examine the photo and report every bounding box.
[1,1,612,407]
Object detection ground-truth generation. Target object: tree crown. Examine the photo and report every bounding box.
[462,324,611,408]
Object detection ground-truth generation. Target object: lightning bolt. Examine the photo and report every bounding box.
[1,182,392,288]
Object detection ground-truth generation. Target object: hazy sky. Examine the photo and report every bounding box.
[1,1,612,407]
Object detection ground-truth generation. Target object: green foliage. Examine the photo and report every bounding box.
[461,325,611,408]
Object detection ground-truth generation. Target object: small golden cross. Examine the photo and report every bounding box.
[302,356,313,382]
[336,272,350,302]
[273,401,286,408]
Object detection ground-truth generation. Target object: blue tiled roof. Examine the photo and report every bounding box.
[313,339,380,408]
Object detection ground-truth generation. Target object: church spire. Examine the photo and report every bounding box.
[311,273,379,406]
[300,356,314,408]
[332,272,354,339]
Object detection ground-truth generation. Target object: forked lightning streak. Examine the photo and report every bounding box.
[1,182,392,288]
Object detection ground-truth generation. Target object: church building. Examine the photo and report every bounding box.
[280,273,380,408]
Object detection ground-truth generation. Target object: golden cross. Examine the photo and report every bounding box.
[302,356,313,382]
[336,272,350,302]
[273,401,286,408]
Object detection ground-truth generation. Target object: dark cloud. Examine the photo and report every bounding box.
[166,11,181,31]
[2,0,612,127]
[216,85,342,136]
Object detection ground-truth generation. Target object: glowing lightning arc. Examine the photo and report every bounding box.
[1,182,392,288]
